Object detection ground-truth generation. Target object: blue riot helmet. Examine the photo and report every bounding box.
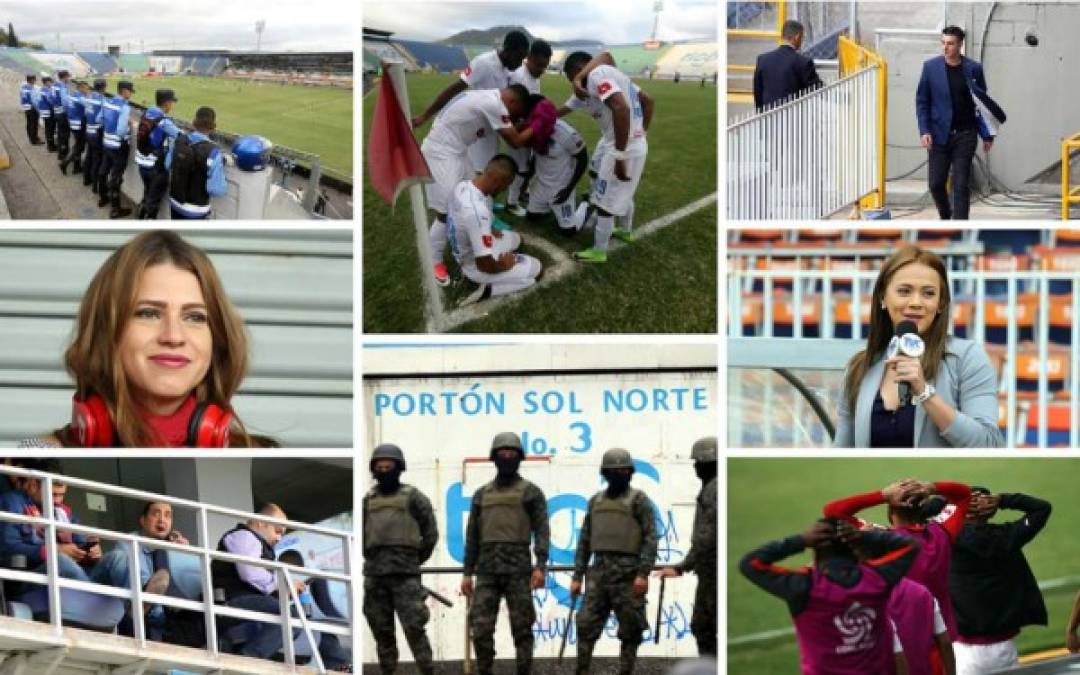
[231,135,273,171]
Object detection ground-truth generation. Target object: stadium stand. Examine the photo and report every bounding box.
[187,55,225,75]
[363,41,418,71]
[115,53,150,73]
[654,42,718,78]
[33,52,91,77]
[605,44,669,76]
[0,49,50,73]
[77,51,118,75]
[395,39,468,71]
[227,52,351,75]
[148,56,183,74]
[728,1,768,28]
[0,53,27,72]
[462,45,490,60]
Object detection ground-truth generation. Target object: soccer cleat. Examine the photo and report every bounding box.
[507,203,527,217]
[110,206,132,219]
[492,216,512,232]
[459,282,492,307]
[612,230,636,244]
[574,247,608,263]
[433,262,450,286]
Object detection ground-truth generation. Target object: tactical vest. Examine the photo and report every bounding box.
[84,93,104,135]
[590,488,643,554]
[169,133,215,212]
[479,479,531,544]
[211,524,276,601]
[52,84,65,115]
[19,84,32,111]
[65,92,84,130]
[35,89,51,117]
[101,97,128,149]
[365,485,422,549]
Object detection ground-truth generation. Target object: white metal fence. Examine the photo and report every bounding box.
[727,265,1080,448]
[727,64,881,219]
[0,465,353,673]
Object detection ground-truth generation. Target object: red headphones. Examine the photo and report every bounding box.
[71,394,233,448]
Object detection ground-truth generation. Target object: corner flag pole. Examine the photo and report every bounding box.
[382,60,445,327]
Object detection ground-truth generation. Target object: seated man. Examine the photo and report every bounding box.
[0,459,104,582]
[211,503,350,670]
[523,95,588,235]
[448,154,543,304]
[94,500,184,640]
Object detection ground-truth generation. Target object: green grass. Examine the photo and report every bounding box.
[105,75,353,176]
[728,458,1080,674]
[362,72,718,333]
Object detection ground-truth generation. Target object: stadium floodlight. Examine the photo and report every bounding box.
[651,1,663,41]
[256,20,266,52]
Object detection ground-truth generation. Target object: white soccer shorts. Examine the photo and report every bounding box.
[592,150,646,217]
[954,640,1018,675]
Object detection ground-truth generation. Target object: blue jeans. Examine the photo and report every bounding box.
[226,593,350,668]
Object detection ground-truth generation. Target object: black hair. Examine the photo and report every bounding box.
[505,83,529,108]
[781,20,805,41]
[942,25,966,43]
[141,500,172,517]
[277,548,305,567]
[25,74,35,82]
[563,51,592,78]
[811,518,856,560]
[487,153,518,179]
[193,106,216,132]
[502,30,529,54]
[525,93,546,116]
[530,39,552,59]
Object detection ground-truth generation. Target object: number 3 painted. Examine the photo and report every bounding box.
[569,421,592,453]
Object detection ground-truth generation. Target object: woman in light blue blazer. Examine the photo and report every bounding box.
[835,245,1004,448]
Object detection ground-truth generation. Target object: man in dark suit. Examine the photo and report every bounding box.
[752,20,823,110]
[916,25,1006,220]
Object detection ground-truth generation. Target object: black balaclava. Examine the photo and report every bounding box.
[602,468,632,495]
[694,461,717,483]
[372,465,403,493]
[494,453,522,484]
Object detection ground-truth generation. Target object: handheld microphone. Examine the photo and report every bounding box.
[894,320,924,406]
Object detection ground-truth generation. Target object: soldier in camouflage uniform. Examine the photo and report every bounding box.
[460,431,550,675]
[657,436,718,656]
[363,443,439,675]
[572,448,659,675]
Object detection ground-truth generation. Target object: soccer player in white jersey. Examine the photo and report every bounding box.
[524,95,589,234]
[413,31,529,174]
[505,39,552,215]
[561,51,655,263]
[420,85,536,286]
[448,154,543,304]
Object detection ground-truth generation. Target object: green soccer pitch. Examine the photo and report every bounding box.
[362,72,718,333]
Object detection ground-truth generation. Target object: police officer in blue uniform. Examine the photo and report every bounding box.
[37,75,56,151]
[82,79,107,190]
[54,70,72,164]
[135,89,181,219]
[98,80,135,218]
[166,106,227,219]
[60,80,89,175]
[20,74,43,145]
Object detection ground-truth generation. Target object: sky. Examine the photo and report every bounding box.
[0,0,355,52]
[362,0,719,44]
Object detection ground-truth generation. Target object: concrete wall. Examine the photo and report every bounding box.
[362,344,718,663]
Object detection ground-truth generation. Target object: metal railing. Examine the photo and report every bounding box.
[727,266,1080,448]
[0,465,353,673]
[1061,132,1080,220]
[727,64,881,219]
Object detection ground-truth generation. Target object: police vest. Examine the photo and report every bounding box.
[479,479,532,544]
[589,488,644,555]
[52,84,64,115]
[210,524,276,601]
[65,92,84,130]
[135,109,168,168]
[19,84,32,111]
[35,89,52,117]
[101,97,128,149]
[169,133,217,216]
[365,485,422,549]
[84,93,104,135]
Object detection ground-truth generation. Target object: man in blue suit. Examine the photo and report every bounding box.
[916,26,1006,220]
[753,20,823,110]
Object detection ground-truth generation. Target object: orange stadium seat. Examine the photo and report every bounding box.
[834,295,871,338]
[737,229,786,243]
[1049,296,1075,345]
[797,229,845,242]
[753,257,806,290]
[950,301,973,338]
[1020,402,1074,446]
[771,295,822,337]
[740,296,762,336]
[856,229,905,242]
[1014,348,1070,398]
[983,296,1036,344]
[1054,229,1080,247]
[917,229,965,242]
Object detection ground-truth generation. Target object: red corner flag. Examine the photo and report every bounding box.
[367,66,431,207]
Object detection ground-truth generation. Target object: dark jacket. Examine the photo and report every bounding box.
[950,493,1051,638]
[752,44,823,109]
[0,490,85,568]
[916,55,1007,146]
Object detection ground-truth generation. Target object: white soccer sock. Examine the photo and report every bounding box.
[622,201,635,232]
[573,202,590,231]
[429,218,448,263]
[595,215,615,251]
[508,174,524,205]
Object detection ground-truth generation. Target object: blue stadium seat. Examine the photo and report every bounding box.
[77,52,117,75]
[394,40,468,72]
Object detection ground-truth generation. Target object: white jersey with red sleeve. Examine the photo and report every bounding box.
[585,65,646,156]
[510,64,541,94]
[447,179,496,268]
[422,90,512,159]
[460,50,513,90]
[535,119,585,190]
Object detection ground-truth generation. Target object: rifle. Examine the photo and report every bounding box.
[423,585,454,608]
[558,581,581,664]
[463,592,473,675]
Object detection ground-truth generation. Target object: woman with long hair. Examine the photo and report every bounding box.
[22,230,271,448]
[834,245,1003,448]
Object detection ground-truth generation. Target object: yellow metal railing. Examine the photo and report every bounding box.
[1062,132,1080,219]
[727,0,786,96]
[838,34,888,211]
